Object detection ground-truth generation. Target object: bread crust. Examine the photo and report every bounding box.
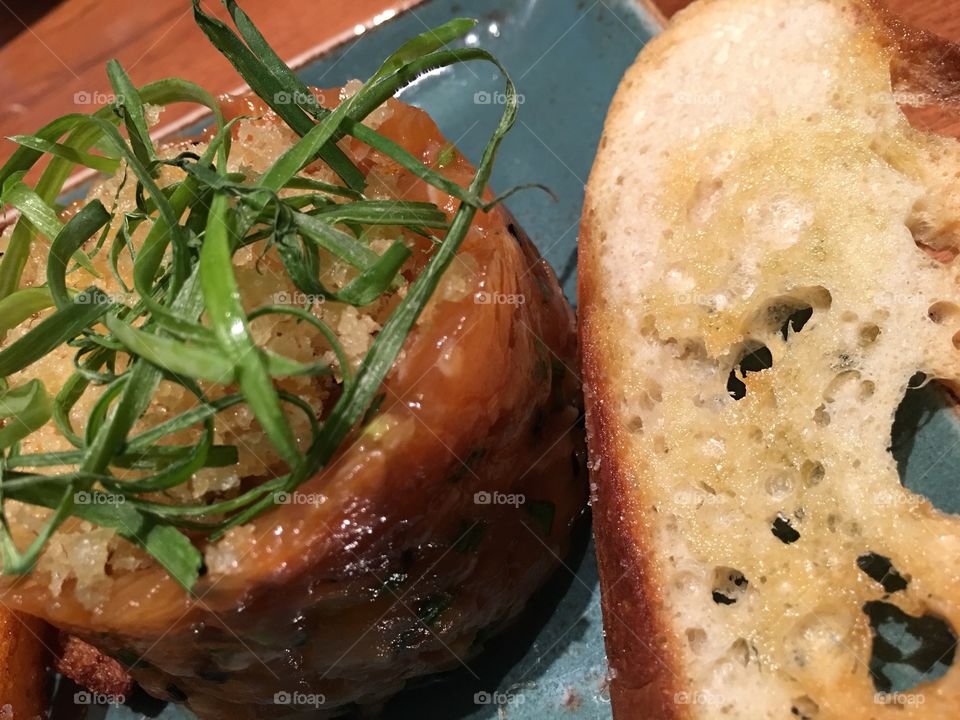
[580,1,960,717]
[578,5,719,714]
[579,238,688,720]
[863,0,960,106]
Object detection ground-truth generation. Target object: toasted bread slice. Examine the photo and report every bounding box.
[580,1,960,717]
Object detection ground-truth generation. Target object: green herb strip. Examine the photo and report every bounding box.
[0,10,521,590]
[201,193,300,466]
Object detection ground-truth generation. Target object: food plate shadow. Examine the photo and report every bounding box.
[371,509,597,720]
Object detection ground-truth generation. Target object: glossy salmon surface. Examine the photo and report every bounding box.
[2,89,585,718]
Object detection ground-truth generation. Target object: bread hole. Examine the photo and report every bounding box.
[727,637,755,667]
[652,435,667,455]
[824,370,861,403]
[639,314,657,337]
[863,601,956,693]
[891,377,960,515]
[753,299,815,341]
[632,379,663,411]
[698,480,718,497]
[813,404,830,427]
[928,301,960,325]
[771,513,801,544]
[712,567,748,605]
[672,571,697,593]
[859,323,880,346]
[801,460,825,487]
[677,338,707,362]
[649,383,663,402]
[755,287,832,339]
[688,177,724,225]
[765,472,794,500]
[626,416,643,433]
[790,695,819,719]
[727,343,772,400]
[857,552,909,594]
[907,212,960,263]
[780,306,813,340]
[796,285,833,310]
[685,627,708,654]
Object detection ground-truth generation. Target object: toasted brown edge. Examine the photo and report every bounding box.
[576,5,723,715]
[862,0,960,106]
[579,217,688,720]
[579,2,960,718]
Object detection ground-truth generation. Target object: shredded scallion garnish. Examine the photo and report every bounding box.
[0,1,520,592]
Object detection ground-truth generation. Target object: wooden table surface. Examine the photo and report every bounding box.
[0,0,958,164]
[0,0,418,163]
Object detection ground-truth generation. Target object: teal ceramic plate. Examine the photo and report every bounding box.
[75,0,959,717]
[82,1,658,719]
